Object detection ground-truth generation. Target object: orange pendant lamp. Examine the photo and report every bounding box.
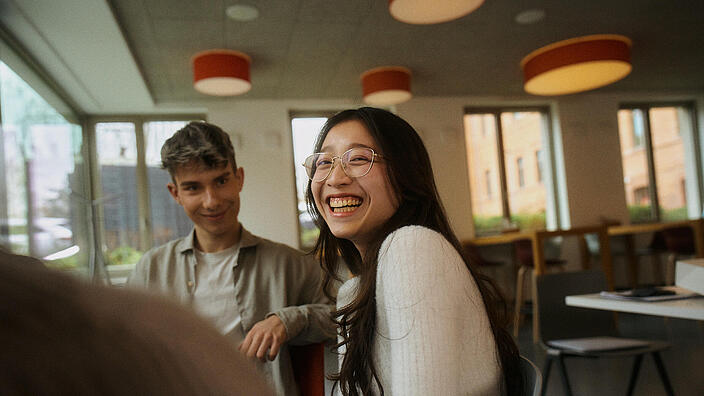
[361,66,412,106]
[388,0,485,24]
[192,49,251,96]
[521,34,632,96]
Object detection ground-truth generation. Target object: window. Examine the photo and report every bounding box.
[465,108,557,235]
[484,170,492,198]
[516,157,525,188]
[91,119,197,276]
[144,121,192,247]
[0,61,88,271]
[291,114,334,249]
[618,104,700,223]
[632,109,645,149]
[0,41,201,282]
[633,186,650,205]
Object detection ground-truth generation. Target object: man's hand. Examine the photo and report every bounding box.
[239,315,288,362]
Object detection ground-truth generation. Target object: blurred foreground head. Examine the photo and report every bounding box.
[0,251,273,396]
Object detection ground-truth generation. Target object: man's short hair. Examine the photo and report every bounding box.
[161,121,237,179]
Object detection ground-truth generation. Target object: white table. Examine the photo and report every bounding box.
[565,291,704,321]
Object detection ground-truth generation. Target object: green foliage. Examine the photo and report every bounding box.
[107,245,143,266]
[474,211,546,235]
[473,215,504,235]
[511,212,546,230]
[628,205,688,223]
[45,255,79,270]
[628,204,654,223]
[662,207,688,222]
[300,227,320,250]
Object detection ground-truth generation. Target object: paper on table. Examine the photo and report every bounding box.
[599,286,699,302]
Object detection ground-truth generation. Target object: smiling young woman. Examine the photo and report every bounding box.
[305,107,524,396]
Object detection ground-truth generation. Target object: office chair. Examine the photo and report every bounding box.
[513,238,567,337]
[535,270,674,396]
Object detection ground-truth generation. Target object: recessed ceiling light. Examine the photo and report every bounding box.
[226,4,259,22]
[515,9,545,25]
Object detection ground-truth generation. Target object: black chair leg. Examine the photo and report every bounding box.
[557,355,573,396]
[625,354,643,396]
[540,355,553,396]
[541,356,553,396]
[651,352,675,396]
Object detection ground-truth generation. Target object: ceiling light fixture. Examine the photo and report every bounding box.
[361,66,412,106]
[226,4,259,22]
[388,0,485,25]
[514,9,545,25]
[521,34,632,96]
[192,49,251,96]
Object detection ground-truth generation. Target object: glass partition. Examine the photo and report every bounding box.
[0,61,87,271]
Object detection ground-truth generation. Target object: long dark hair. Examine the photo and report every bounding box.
[305,107,523,395]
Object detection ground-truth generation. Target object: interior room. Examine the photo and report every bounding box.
[1,0,702,395]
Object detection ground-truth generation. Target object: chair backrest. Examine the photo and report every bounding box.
[662,226,695,255]
[535,270,618,343]
[519,355,542,396]
[514,239,534,267]
[290,343,326,396]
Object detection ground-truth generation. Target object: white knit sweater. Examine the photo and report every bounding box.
[337,226,502,395]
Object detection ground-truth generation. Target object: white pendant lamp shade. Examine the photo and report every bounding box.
[521,34,632,96]
[192,49,252,96]
[361,66,412,106]
[389,0,485,24]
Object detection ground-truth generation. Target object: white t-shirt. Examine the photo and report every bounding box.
[192,244,242,344]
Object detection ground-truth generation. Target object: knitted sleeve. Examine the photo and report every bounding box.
[374,226,501,395]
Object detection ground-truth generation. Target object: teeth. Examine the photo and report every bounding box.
[333,206,356,213]
[329,197,361,208]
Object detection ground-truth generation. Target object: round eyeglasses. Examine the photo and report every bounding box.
[302,147,383,182]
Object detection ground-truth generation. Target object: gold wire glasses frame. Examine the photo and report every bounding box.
[302,147,383,182]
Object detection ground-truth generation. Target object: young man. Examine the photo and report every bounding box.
[127,121,334,395]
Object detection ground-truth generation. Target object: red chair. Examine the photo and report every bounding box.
[290,343,326,396]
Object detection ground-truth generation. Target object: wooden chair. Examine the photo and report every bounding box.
[290,343,326,396]
[463,241,505,270]
[582,231,667,288]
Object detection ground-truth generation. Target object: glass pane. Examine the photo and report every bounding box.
[144,121,192,246]
[291,117,327,249]
[650,107,688,221]
[95,122,142,265]
[618,109,655,223]
[501,111,547,230]
[0,62,87,271]
[464,114,503,235]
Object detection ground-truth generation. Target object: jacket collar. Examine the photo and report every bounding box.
[176,224,260,254]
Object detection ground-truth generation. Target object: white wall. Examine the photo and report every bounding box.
[181,91,704,249]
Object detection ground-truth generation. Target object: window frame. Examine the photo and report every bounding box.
[464,106,560,233]
[619,101,702,222]
[86,115,204,279]
[288,110,340,250]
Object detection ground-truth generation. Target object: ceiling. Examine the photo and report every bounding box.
[1,0,703,114]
